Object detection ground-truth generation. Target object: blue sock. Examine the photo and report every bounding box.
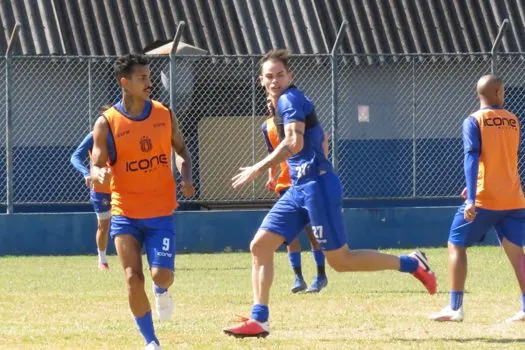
[288,252,303,278]
[399,255,418,273]
[134,311,159,345]
[154,284,167,294]
[522,294,525,312]
[450,290,464,311]
[251,304,269,323]
[312,250,326,277]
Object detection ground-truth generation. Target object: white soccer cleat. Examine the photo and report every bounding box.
[145,341,162,350]
[429,305,464,322]
[153,286,174,321]
[506,310,525,323]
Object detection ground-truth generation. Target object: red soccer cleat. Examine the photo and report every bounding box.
[223,316,270,338]
[409,251,437,295]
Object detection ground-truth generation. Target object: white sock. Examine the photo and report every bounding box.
[98,250,107,264]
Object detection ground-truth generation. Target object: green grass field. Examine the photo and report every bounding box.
[1,247,525,349]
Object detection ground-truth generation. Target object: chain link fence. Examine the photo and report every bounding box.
[2,53,524,207]
[8,56,169,205]
[0,58,5,204]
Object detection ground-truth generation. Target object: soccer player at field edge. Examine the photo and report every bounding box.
[262,97,328,293]
[70,104,113,270]
[223,49,437,338]
[430,75,525,323]
[90,54,195,350]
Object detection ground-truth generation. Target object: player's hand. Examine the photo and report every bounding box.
[181,181,195,198]
[232,166,261,189]
[84,176,92,188]
[265,178,276,192]
[464,202,477,222]
[97,167,112,186]
[461,187,467,199]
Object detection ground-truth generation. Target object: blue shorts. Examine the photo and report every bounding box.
[449,203,525,247]
[90,191,111,220]
[260,171,346,251]
[110,215,176,270]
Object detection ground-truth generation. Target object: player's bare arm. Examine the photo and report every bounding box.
[266,166,277,192]
[90,116,111,186]
[322,132,329,158]
[232,121,304,189]
[170,111,195,198]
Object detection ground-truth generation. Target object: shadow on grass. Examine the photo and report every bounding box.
[393,337,525,344]
[177,266,249,271]
[351,290,471,295]
[348,290,436,294]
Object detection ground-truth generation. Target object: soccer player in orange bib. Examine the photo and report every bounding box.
[90,54,195,350]
[262,98,328,293]
[430,75,525,322]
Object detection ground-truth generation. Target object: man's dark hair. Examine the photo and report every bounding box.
[259,49,290,71]
[114,54,150,81]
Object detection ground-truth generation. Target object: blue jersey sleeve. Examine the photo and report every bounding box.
[462,117,481,204]
[70,133,93,178]
[277,91,305,124]
[462,117,481,153]
[261,122,274,153]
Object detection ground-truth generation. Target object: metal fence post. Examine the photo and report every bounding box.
[491,19,509,75]
[169,21,186,111]
[411,58,416,197]
[88,58,92,129]
[5,23,20,214]
[330,21,348,173]
[251,56,257,200]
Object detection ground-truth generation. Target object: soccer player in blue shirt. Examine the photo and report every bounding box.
[223,49,438,338]
[70,105,112,270]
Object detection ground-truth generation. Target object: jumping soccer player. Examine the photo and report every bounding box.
[91,54,195,350]
[430,75,525,323]
[224,49,437,338]
[70,105,112,270]
[262,98,327,293]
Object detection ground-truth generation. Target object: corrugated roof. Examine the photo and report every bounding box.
[0,0,523,56]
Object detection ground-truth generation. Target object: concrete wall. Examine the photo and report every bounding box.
[0,207,500,256]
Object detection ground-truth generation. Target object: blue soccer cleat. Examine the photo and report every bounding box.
[290,276,307,293]
[305,275,328,293]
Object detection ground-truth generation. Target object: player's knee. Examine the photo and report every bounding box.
[250,238,270,259]
[250,241,271,267]
[448,242,467,257]
[151,269,174,288]
[325,250,353,272]
[124,267,144,290]
[249,239,260,256]
[97,219,110,233]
